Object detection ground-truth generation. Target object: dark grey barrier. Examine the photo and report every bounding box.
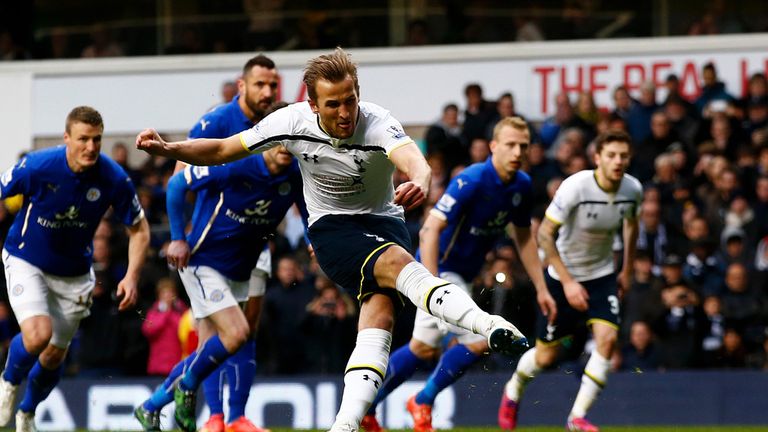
[23,371,768,430]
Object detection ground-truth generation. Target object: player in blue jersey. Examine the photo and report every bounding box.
[136,48,530,432]
[134,139,306,432]
[499,130,641,432]
[360,117,557,432]
[181,54,280,432]
[0,106,150,432]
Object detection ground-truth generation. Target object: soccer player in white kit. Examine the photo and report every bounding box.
[136,48,528,432]
[498,130,641,432]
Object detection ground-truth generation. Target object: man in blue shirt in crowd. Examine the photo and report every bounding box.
[0,106,150,432]
[134,114,307,432]
[173,53,281,432]
[362,117,557,432]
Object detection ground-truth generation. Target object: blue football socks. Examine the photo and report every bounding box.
[415,344,481,406]
[143,352,197,412]
[179,336,231,391]
[18,362,63,413]
[227,339,256,422]
[202,366,225,417]
[3,334,38,385]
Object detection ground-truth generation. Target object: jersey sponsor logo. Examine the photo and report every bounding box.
[363,233,386,242]
[435,194,457,213]
[278,182,291,196]
[199,119,211,131]
[491,211,508,227]
[512,192,522,207]
[0,166,13,187]
[244,199,271,216]
[312,174,365,198]
[11,284,23,296]
[86,188,101,202]
[192,166,210,179]
[386,125,407,140]
[55,206,79,220]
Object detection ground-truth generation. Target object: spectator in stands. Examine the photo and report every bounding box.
[461,83,495,143]
[81,24,124,58]
[622,251,664,338]
[637,200,669,273]
[540,93,594,150]
[468,137,490,163]
[612,86,635,121]
[752,176,768,238]
[301,281,357,373]
[405,19,431,46]
[574,91,600,128]
[619,321,661,372]
[719,226,751,266]
[485,92,538,144]
[425,103,466,171]
[713,327,748,368]
[695,62,735,117]
[632,111,678,183]
[700,295,725,367]
[652,282,706,368]
[627,81,659,144]
[720,263,765,340]
[259,256,315,374]
[141,278,187,376]
[684,237,726,296]
[665,94,700,147]
[221,80,237,103]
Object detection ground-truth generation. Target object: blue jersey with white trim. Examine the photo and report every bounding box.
[178,156,306,281]
[0,146,144,276]
[417,158,533,281]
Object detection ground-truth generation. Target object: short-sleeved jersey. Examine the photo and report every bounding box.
[0,146,144,276]
[418,158,533,281]
[181,155,306,281]
[239,101,414,226]
[544,169,642,282]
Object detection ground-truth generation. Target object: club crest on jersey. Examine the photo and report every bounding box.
[209,289,225,302]
[386,125,407,139]
[11,284,23,296]
[278,182,291,196]
[512,192,522,207]
[86,188,101,202]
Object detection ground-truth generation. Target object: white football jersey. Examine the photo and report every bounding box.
[240,101,414,226]
[544,170,642,282]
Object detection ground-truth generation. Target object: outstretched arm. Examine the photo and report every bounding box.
[389,142,431,211]
[136,128,248,166]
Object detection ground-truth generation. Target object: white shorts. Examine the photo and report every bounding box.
[411,271,485,348]
[248,247,271,298]
[2,249,94,349]
[178,265,248,319]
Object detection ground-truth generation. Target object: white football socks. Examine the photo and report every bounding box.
[396,261,497,337]
[569,350,611,420]
[504,347,542,401]
[330,328,392,431]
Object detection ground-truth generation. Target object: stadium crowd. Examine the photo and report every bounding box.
[0,62,767,379]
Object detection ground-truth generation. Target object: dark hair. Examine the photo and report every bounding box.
[242,54,276,77]
[464,83,482,96]
[443,103,458,113]
[703,62,716,73]
[594,129,632,154]
[65,106,103,133]
[303,47,359,101]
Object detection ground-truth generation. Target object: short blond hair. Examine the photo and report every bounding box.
[492,116,529,141]
[303,47,360,101]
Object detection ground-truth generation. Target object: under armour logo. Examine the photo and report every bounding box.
[362,374,380,389]
[435,290,450,305]
[353,155,366,173]
[586,212,598,219]
[302,153,319,163]
[364,233,386,242]
[200,119,210,131]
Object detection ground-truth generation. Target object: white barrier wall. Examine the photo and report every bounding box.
[0,34,767,170]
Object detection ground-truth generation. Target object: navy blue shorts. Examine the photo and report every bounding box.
[308,214,412,303]
[535,272,620,344]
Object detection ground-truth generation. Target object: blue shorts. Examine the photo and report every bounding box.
[536,272,620,345]
[308,214,412,303]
